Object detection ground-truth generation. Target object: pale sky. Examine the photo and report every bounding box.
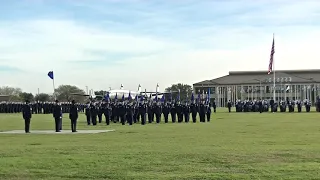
[0,0,320,94]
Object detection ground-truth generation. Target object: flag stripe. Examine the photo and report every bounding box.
[268,37,275,74]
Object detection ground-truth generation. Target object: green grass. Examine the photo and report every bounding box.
[1,109,320,179]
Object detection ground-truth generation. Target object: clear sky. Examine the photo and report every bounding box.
[0,0,320,94]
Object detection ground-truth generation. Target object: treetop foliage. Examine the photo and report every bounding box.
[0,83,193,102]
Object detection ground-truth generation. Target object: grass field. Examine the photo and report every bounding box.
[1,109,320,180]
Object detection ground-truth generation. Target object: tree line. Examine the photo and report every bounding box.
[0,83,192,102]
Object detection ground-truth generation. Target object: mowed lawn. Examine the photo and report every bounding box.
[1,109,320,180]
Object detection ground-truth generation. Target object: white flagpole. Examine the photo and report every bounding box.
[51,71,56,100]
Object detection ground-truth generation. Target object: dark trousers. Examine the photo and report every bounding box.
[86,115,91,125]
[164,114,169,123]
[133,114,137,123]
[306,106,310,112]
[59,118,62,130]
[171,114,176,123]
[192,113,197,123]
[200,114,205,122]
[148,113,152,123]
[127,115,133,125]
[206,113,210,122]
[98,114,102,123]
[228,107,231,112]
[71,118,77,132]
[54,117,61,132]
[91,116,97,125]
[24,118,31,133]
[178,114,183,123]
[104,115,110,125]
[136,114,139,122]
[184,114,189,123]
[120,115,125,125]
[155,114,161,123]
[141,113,146,125]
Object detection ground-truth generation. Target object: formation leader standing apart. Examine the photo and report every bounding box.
[22,100,32,133]
[69,100,78,132]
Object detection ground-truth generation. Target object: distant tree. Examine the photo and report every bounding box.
[9,95,21,102]
[34,93,50,102]
[55,85,86,102]
[19,92,34,101]
[0,86,23,102]
[0,86,22,96]
[94,90,107,96]
[165,83,193,101]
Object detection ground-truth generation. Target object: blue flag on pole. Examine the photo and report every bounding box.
[48,71,54,80]
[161,94,165,103]
[128,91,132,100]
[104,93,110,101]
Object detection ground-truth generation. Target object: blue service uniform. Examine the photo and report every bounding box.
[22,103,32,133]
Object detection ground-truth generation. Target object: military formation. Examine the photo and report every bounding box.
[83,97,215,126]
[4,91,320,134]
[0,101,86,114]
[232,99,317,113]
[16,92,215,133]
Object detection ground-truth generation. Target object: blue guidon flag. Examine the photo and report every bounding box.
[48,71,54,80]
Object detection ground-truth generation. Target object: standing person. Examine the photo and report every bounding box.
[53,100,62,132]
[206,102,211,122]
[97,102,103,123]
[190,101,197,123]
[199,102,206,122]
[139,102,146,125]
[90,102,97,125]
[22,100,32,133]
[85,102,91,125]
[69,100,78,132]
[227,100,232,112]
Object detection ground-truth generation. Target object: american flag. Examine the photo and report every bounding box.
[268,35,275,74]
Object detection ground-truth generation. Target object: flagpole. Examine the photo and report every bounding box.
[273,33,276,101]
[52,78,56,100]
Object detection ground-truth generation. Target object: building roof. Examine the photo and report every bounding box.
[193,69,320,86]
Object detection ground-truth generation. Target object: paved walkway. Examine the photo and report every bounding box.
[0,129,115,134]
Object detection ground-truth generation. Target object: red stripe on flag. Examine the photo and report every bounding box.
[268,37,275,74]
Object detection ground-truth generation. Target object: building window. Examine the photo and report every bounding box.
[210,87,215,94]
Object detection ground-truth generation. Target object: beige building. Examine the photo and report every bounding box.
[193,69,320,107]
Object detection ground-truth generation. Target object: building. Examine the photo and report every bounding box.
[193,69,320,107]
[0,95,9,101]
